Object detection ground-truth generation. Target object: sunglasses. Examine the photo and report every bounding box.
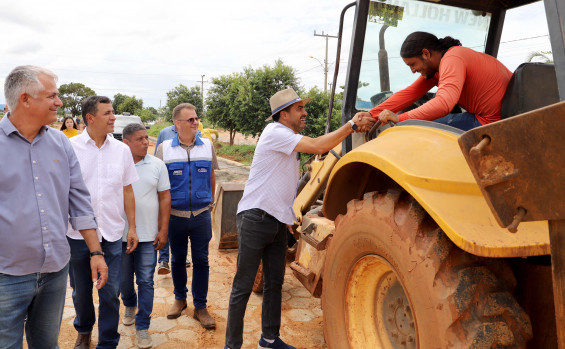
[177,117,200,123]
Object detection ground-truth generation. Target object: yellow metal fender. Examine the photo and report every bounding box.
[292,144,342,224]
[322,124,549,258]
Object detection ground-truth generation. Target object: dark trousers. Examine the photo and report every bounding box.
[158,239,170,263]
[168,211,212,309]
[225,209,288,349]
[68,237,122,349]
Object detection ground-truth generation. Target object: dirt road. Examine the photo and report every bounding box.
[48,139,326,349]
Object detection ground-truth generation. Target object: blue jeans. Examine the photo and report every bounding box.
[68,237,122,349]
[225,209,288,349]
[168,211,212,309]
[120,242,157,331]
[0,264,69,349]
[158,239,170,263]
[434,112,481,131]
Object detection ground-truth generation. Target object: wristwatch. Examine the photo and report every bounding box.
[90,250,105,257]
[348,119,358,131]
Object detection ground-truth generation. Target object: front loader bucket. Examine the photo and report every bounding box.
[212,181,245,249]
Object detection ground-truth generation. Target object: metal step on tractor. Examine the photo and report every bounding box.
[290,0,565,347]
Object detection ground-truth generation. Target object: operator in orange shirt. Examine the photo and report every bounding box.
[355,31,513,131]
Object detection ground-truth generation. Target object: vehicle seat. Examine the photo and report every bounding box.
[500,62,559,119]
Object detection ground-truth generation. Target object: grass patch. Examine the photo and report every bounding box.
[148,121,172,137]
[215,142,255,165]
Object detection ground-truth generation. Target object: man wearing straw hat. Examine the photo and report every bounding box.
[224,88,375,349]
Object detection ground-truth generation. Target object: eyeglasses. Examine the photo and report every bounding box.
[177,117,200,123]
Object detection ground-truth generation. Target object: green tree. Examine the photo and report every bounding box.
[235,60,300,137]
[157,106,168,121]
[117,96,143,115]
[137,108,159,123]
[112,93,128,112]
[207,73,243,145]
[165,84,203,121]
[301,86,343,138]
[145,106,158,116]
[59,83,96,117]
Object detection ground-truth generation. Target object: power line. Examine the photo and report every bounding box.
[500,34,549,44]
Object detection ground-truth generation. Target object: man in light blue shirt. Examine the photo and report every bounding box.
[154,124,177,155]
[122,123,171,349]
[0,65,108,348]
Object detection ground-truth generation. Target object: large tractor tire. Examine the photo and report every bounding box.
[322,189,532,348]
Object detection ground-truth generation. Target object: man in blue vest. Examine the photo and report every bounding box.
[155,103,219,329]
[154,123,197,274]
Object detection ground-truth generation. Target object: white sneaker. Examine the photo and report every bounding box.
[137,330,153,348]
[123,306,136,326]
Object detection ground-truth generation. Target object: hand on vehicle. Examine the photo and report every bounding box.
[90,255,108,289]
[377,109,399,125]
[352,112,377,132]
[126,229,139,254]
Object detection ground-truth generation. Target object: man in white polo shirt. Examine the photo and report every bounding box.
[224,88,375,349]
[120,123,171,348]
[67,96,139,349]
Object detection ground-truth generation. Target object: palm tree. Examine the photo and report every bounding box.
[527,50,553,63]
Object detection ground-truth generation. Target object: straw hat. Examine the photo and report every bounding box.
[266,88,311,121]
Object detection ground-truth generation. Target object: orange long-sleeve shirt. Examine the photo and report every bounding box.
[368,46,513,125]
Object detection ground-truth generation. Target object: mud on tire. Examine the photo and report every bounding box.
[321,189,532,348]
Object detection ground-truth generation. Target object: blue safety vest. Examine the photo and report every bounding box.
[162,135,213,211]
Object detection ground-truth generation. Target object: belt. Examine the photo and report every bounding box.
[257,208,275,220]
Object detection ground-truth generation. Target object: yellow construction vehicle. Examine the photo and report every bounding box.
[291,0,564,347]
[198,122,219,143]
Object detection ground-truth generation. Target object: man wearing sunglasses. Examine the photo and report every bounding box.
[155,103,219,329]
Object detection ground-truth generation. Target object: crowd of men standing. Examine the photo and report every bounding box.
[0,65,218,349]
[0,64,374,349]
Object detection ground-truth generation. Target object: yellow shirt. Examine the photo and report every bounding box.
[62,128,78,138]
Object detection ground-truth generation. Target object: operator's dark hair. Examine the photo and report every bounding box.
[272,105,292,122]
[123,123,146,141]
[400,31,462,58]
[81,96,112,125]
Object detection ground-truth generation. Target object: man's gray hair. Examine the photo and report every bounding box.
[123,123,147,140]
[4,65,58,111]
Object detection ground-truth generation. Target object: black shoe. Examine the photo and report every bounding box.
[258,336,296,349]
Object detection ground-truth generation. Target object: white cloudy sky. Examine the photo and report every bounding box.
[0,0,551,109]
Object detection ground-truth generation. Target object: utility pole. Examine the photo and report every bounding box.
[314,30,338,93]
[198,74,208,113]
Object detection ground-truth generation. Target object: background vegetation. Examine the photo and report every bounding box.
[53,59,342,148]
